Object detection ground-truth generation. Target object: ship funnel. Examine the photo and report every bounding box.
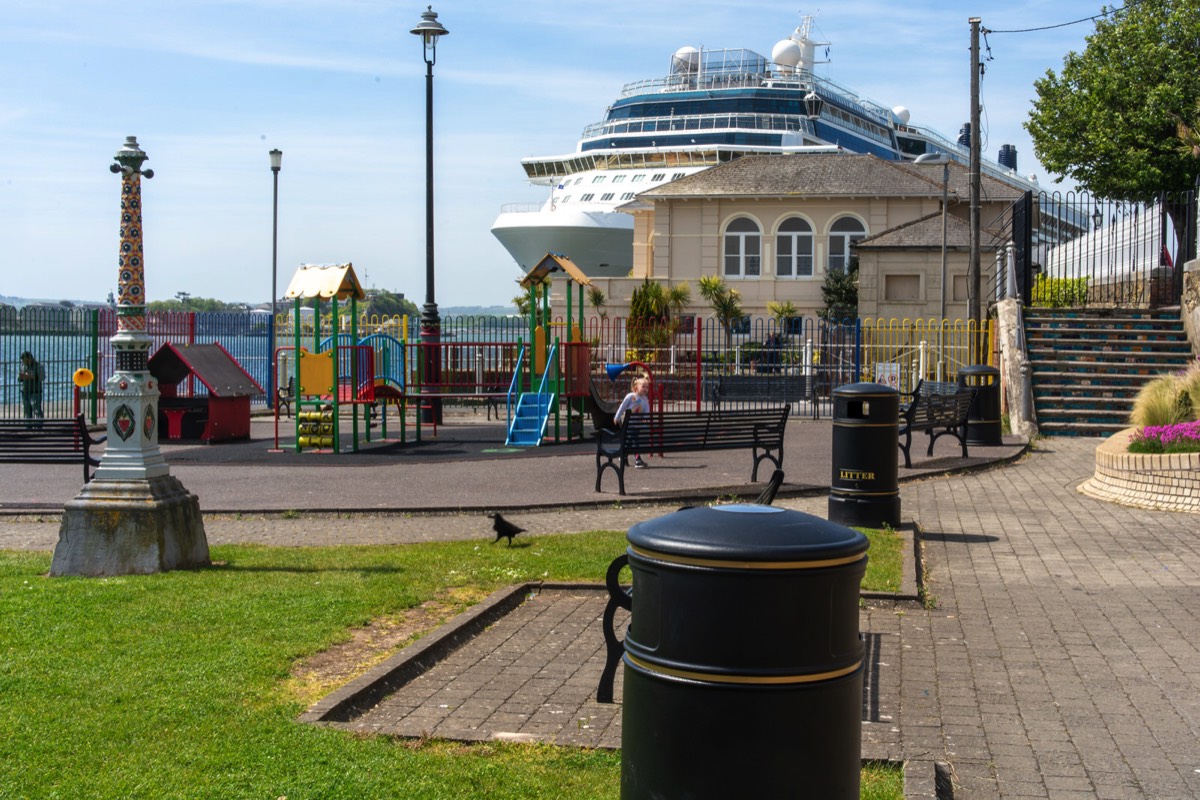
[998,144,1017,171]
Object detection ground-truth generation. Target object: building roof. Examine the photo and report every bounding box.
[636,152,1026,203]
[854,211,1005,250]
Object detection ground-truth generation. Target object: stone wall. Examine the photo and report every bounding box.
[1079,428,1200,513]
[1183,259,1200,357]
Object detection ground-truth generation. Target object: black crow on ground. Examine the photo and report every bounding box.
[489,513,526,546]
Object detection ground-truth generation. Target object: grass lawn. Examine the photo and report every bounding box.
[0,527,904,799]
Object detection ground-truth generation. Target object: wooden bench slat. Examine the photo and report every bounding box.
[0,416,106,482]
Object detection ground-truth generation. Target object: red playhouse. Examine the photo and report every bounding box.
[149,343,264,442]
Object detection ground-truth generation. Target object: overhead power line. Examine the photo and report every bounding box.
[984,5,1126,34]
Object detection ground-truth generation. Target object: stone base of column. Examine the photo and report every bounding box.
[50,475,210,576]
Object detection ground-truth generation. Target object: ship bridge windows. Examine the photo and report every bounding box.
[723,217,761,279]
[828,216,867,273]
[612,175,627,183]
[600,193,615,201]
[776,217,814,278]
[672,172,686,180]
[652,173,666,181]
[621,192,636,200]
[592,175,607,183]
[631,175,647,183]
[580,193,595,202]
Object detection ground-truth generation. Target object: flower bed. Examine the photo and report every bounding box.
[1080,427,1200,513]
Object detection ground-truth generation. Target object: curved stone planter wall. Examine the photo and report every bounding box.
[1079,427,1200,513]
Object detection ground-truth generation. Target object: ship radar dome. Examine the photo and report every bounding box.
[672,46,700,73]
[772,39,802,71]
[892,106,911,125]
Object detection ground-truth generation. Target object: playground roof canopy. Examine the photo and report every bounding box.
[149,343,264,397]
[520,253,592,289]
[285,263,366,301]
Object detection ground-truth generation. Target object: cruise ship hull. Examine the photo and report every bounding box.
[490,207,634,279]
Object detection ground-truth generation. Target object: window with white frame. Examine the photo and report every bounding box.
[723,218,761,278]
[776,217,814,277]
[828,216,867,272]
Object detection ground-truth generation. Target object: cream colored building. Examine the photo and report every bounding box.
[573,152,1022,322]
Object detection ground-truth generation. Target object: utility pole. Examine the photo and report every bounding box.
[969,17,983,362]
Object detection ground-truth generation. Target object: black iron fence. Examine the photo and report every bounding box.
[2,308,992,423]
[1005,189,1198,309]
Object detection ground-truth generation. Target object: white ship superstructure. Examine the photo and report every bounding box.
[492,16,1039,278]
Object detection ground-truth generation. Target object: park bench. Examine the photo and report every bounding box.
[707,374,817,415]
[898,380,974,468]
[595,405,789,495]
[0,414,106,483]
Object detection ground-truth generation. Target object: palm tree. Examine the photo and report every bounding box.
[698,275,745,348]
[587,286,608,319]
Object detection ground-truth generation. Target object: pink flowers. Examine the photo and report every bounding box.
[1128,420,1200,453]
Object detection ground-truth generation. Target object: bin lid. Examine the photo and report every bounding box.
[628,505,869,566]
[959,364,999,375]
[832,382,897,398]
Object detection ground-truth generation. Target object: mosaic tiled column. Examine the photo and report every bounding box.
[51,136,208,576]
[94,136,169,481]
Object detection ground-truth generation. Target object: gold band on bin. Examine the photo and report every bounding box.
[626,653,862,685]
[629,545,866,571]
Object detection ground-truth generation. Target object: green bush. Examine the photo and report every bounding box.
[1031,274,1089,308]
[1129,368,1197,428]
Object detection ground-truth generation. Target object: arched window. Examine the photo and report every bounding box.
[828,217,867,272]
[723,218,761,278]
[776,217,814,277]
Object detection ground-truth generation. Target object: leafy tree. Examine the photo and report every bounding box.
[627,279,691,349]
[1026,0,1200,252]
[698,275,744,347]
[818,255,858,322]
[147,296,242,312]
[362,288,418,319]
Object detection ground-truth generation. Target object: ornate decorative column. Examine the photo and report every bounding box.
[51,137,209,577]
[94,136,170,480]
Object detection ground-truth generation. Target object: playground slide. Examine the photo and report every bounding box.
[584,378,620,432]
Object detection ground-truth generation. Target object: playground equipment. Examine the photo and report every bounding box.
[507,254,592,446]
[281,263,375,453]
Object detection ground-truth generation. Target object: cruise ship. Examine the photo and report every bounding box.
[491,16,1037,278]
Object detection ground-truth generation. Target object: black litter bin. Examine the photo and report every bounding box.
[958,365,1003,446]
[612,504,869,800]
[829,382,900,528]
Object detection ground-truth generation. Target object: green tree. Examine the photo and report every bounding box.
[697,275,744,347]
[362,289,418,319]
[626,279,691,350]
[818,256,858,322]
[1026,0,1200,250]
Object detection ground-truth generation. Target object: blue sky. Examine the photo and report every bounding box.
[1,0,1105,307]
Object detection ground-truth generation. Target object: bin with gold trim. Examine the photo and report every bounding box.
[615,505,869,799]
[958,365,1002,446]
[829,382,900,528]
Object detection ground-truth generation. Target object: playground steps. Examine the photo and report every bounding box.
[1024,307,1193,436]
[506,392,556,446]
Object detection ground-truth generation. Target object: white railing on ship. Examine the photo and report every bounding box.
[498,203,544,214]
[581,111,811,139]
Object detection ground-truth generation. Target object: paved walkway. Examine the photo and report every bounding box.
[2,420,1198,798]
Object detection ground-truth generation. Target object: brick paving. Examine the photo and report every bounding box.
[3,422,1199,798]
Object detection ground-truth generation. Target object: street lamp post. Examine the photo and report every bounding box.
[269,149,282,407]
[411,5,448,424]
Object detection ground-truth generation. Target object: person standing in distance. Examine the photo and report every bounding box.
[614,376,651,468]
[18,351,45,428]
